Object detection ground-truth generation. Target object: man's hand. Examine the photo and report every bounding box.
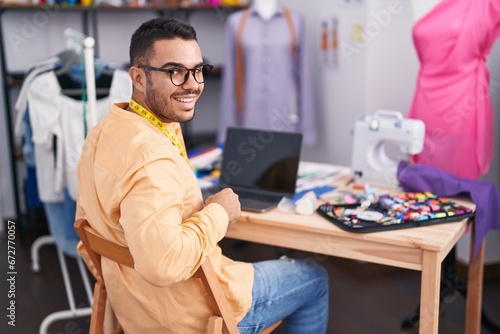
[205,188,241,224]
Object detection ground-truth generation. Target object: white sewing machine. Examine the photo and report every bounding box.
[351,110,425,188]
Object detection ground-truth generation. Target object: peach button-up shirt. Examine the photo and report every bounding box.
[76,103,253,333]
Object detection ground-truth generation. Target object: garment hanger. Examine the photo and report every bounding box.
[94,61,117,77]
[54,29,115,100]
[53,50,81,77]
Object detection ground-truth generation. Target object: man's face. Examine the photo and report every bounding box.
[143,38,205,123]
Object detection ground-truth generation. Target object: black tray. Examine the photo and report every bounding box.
[317,192,474,233]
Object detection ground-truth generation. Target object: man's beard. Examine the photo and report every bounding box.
[145,77,197,123]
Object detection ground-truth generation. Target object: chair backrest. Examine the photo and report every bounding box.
[74,219,240,334]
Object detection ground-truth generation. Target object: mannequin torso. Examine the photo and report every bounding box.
[253,0,279,20]
[409,0,500,179]
[410,0,442,22]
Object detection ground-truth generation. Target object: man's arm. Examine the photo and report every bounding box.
[119,157,230,287]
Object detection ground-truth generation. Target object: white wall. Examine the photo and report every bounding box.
[281,0,367,166]
[281,0,420,165]
[363,0,418,116]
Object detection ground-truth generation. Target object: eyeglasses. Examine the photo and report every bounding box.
[139,63,214,86]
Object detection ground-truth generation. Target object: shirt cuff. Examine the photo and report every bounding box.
[204,202,230,241]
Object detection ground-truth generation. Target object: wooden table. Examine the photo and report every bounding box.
[226,176,483,334]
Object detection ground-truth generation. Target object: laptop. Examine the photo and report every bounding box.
[204,127,303,213]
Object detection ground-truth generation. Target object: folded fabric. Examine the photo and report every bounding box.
[397,160,500,258]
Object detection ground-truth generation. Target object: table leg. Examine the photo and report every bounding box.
[419,250,441,334]
[465,221,485,334]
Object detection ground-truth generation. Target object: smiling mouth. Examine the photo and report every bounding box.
[174,97,195,103]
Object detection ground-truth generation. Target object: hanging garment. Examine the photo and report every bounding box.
[14,54,117,137]
[234,7,297,121]
[27,69,132,201]
[408,0,500,179]
[219,5,317,146]
[14,62,60,136]
[25,69,131,256]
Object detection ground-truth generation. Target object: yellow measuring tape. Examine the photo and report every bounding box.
[129,99,191,166]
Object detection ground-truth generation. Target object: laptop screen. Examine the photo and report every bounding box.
[219,127,303,194]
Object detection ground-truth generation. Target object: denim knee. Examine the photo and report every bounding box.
[295,258,329,282]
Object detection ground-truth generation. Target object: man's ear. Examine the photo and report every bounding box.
[129,66,147,93]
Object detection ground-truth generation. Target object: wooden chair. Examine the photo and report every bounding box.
[74,219,281,334]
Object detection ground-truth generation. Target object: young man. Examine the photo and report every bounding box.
[76,17,329,333]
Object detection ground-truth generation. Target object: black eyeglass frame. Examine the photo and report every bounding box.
[138,64,214,86]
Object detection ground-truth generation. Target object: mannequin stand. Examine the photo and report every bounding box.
[401,247,500,333]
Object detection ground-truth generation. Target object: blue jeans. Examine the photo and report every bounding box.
[237,257,329,334]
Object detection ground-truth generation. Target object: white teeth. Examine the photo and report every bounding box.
[175,97,194,103]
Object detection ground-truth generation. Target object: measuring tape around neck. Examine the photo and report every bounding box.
[129,99,190,166]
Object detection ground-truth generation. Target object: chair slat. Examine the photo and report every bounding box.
[83,226,134,268]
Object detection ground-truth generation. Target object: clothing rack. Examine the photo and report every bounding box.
[83,34,97,129]
[30,28,97,334]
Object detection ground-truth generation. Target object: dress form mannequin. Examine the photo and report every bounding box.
[410,0,441,22]
[253,0,278,20]
[219,2,317,147]
[405,3,500,331]
[408,0,500,179]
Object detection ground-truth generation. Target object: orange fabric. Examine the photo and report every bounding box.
[283,8,297,57]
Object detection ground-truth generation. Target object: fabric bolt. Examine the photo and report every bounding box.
[408,0,500,179]
[219,4,317,147]
[238,258,329,334]
[397,160,500,258]
[76,103,253,333]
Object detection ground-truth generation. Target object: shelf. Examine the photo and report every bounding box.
[0,2,245,11]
